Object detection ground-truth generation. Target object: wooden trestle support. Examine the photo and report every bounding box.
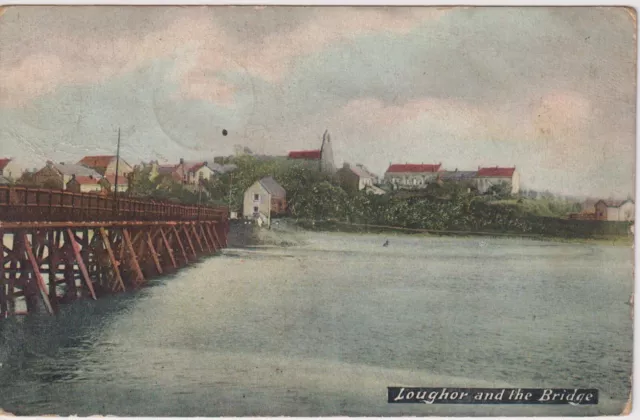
[0,220,228,317]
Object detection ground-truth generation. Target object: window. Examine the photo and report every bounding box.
[254,193,260,201]
[253,206,259,213]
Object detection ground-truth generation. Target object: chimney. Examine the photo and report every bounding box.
[179,158,184,165]
[204,161,208,166]
[343,162,350,169]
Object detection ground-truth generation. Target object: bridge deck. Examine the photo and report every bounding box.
[0,186,227,223]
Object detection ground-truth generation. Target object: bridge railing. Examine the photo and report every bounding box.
[0,186,228,223]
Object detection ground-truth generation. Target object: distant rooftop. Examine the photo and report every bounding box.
[386,163,442,173]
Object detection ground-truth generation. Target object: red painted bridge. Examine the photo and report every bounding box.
[0,186,230,317]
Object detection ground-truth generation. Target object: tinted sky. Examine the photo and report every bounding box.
[0,6,636,197]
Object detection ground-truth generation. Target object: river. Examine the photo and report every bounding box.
[0,227,633,416]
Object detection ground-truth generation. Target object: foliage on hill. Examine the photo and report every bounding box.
[129,156,627,238]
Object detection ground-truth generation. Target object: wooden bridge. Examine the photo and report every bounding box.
[0,186,229,317]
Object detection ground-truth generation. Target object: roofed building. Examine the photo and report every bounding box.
[34,161,103,190]
[243,176,287,225]
[78,155,133,178]
[0,158,25,181]
[101,174,130,193]
[476,166,520,194]
[337,163,378,193]
[66,174,104,194]
[383,163,442,189]
[287,130,335,173]
[183,161,216,186]
[595,199,635,221]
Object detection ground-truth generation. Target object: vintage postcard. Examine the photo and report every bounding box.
[0,5,635,417]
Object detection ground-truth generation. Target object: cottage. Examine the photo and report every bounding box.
[243,177,287,225]
[383,163,442,188]
[594,199,635,221]
[0,158,25,181]
[34,162,103,190]
[183,161,216,185]
[78,155,132,178]
[66,175,104,193]
[336,163,377,193]
[155,163,184,182]
[476,166,520,194]
[287,130,335,173]
[101,174,130,193]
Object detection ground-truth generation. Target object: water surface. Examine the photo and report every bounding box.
[0,231,633,416]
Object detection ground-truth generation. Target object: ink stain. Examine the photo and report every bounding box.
[222,129,228,136]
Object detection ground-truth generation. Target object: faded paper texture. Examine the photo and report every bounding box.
[0,5,635,417]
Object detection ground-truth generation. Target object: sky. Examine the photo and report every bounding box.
[0,6,636,198]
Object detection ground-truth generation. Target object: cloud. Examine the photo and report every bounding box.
[0,6,634,198]
[0,6,446,107]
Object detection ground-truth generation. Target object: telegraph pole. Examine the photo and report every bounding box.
[113,128,121,216]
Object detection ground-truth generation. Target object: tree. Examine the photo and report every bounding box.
[486,182,512,199]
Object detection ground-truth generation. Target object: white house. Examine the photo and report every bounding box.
[183,161,217,185]
[0,158,26,181]
[383,163,442,189]
[243,177,287,226]
[595,199,635,221]
[336,163,377,192]
[475,166,520,194]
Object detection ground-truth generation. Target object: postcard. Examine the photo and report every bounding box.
[0,5,635,417]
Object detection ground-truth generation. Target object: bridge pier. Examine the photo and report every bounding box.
[0,220,228,318]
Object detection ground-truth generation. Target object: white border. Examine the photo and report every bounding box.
[0,2,636,420]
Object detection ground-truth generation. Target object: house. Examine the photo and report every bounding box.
[594,199,635,221]
[66,175,104,193]
[33,161,103,190]
[78,155,133,178]
[101,174,130,193]
[437,170,478,191]
[243,176,287,225]
[383,163,442,189]
[0,158,25,181]
[476,166,520,194]
[0,176,11,185]
[287,130,336,173]
[183,161,216,185]
[336,163,378,193]
[156,163,184,182]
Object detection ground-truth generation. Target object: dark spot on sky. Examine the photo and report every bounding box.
[222,129,228,136]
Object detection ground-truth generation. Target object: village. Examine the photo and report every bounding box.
[0,130,634,231]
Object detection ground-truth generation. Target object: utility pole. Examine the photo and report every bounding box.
[113,128,121,217]
[228,172,233,212]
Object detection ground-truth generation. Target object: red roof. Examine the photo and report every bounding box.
[78,155,116,170]
[288,150,322,160]
[104,175,128,185]
[0,159,11,171]
[73,176,101,185]
[186,162,206,173]
[386,163,442,173]
[477,167,516,177]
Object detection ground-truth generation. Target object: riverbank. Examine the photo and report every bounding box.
[291,219,634,246]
